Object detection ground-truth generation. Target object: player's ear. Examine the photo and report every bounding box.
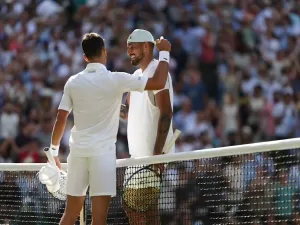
[143,43,148,53]
[83,54,89,63]
[102,48,107,57]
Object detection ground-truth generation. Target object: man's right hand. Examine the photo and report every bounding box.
[120,104,128,119]
[54,156,62,170]
[156,38,171,52]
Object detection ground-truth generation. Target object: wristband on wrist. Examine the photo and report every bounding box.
[50,144,59,156]
[159,51,170,63]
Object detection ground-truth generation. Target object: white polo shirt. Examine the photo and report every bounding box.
[58,63,147,157]
[127,59,174,157]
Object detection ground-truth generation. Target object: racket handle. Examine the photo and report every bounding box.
[44,147,56,166]
[163,129,181,154]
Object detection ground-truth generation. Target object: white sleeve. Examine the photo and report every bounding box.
[58,80,72,112]
[111,71,148,93]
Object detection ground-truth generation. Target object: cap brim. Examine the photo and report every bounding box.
[127,39,155,44]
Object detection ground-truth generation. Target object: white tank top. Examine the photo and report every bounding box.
[127,60,174,157]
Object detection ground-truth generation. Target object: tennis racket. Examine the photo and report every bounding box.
[38,147,67,201]
[122,129,181,212]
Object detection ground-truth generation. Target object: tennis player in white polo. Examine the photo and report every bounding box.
[48,32,172,225]
[121,29,174,225]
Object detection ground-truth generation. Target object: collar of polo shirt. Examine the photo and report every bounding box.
[86,63,106,72]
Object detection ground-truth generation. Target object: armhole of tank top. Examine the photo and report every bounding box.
[147,76,171,107]
[148,91,156,106]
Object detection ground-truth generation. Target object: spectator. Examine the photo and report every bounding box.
[18,138,42,163]
[0,103,20,139]
[182,68,207,111]
[174,98,196,134]
[221,93,239,137]
[274,169,298,224]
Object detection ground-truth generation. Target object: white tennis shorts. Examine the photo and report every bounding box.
[66,153,116,197]
[124,165,161,189]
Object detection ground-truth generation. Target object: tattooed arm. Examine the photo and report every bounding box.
[153,89,172,155]
[120,93,130,120]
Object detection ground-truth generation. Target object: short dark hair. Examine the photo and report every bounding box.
[81,33,105,59]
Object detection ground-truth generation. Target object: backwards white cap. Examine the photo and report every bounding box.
[127,29,155,44]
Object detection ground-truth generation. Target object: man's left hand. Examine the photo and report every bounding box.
[153,152,165,175]
[153,163,165,176]
[120,104,128,119]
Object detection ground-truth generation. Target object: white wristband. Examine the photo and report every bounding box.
[50,144,59,156]
[159,51,170,63]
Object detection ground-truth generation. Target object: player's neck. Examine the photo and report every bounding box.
[88,61,101,64]
[139,55,154,72]
[87,56,105,65]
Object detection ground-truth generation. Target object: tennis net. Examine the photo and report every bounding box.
[0,138,300,225]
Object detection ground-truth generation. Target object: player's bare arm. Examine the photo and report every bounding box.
[50,109,69,169]
[153,90,172,155]
[120,94,130,120]
[144,38,171,90]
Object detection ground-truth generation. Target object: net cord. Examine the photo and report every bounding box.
[0,137,299,171]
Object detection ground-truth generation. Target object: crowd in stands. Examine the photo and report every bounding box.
[1,0,300,224]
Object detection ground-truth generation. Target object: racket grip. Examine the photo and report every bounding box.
[163,129,181,154]
[44,147,56,166]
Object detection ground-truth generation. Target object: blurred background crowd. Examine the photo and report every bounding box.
[1,0,300,162]
[1,0,300,161]
[1,0,300,224]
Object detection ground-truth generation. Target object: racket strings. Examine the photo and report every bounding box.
[123,166,162,211]
[123,187,160,211]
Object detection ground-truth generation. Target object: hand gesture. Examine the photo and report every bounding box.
[120,104,128,119]
[156,37,171,52]
[153,163,165,176]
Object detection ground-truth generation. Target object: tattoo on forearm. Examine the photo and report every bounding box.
[159,115,171,133]
[120,104,128,118]
[154,115,172,154]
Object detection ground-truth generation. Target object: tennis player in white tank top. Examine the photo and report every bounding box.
[122,29,174,225]
[48,32,172,225]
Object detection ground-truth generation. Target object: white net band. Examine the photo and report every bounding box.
[1,137,299,171]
